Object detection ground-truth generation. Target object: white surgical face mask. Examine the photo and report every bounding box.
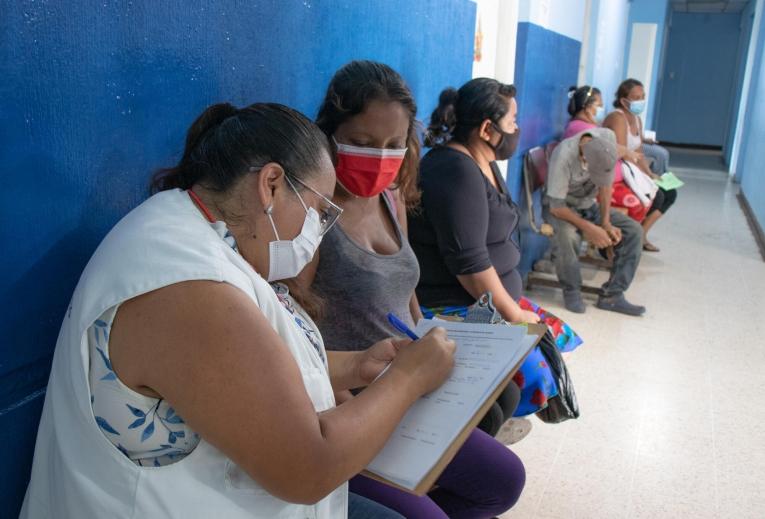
[265,180,323,282]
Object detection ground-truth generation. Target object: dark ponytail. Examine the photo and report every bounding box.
[567,85,601,116]
[152,103,238,191]
[425,78,516,147]
[151,102,330,194]
[424,88,459,147]
[614,78,643,108]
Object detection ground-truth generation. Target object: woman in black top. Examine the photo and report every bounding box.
[410,79,581,425]
[410,79,539,323]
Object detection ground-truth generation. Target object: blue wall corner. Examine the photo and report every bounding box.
[0,1,476,514]
[725,0,757,167]
[738,0,765,227]
[510,22,582,276]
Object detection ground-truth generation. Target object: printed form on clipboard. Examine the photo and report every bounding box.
[363,319,545,495]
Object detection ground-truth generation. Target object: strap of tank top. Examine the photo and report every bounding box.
[614,109,642,143]
[615,108,640,131]
[382,189,398,222]
[381,189,406,247]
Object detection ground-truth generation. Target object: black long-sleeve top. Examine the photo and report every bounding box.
[409,146,523,307]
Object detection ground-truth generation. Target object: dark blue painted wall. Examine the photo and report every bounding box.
[0,1,476,514]
[510,22,582,275]
[656,12,742,146]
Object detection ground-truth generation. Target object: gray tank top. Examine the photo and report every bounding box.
[314,194,420,352]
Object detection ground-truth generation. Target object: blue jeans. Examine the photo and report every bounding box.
[348,492,405,519]
[643,143,670,174]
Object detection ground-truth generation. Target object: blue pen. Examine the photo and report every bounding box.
[387,313,420,340]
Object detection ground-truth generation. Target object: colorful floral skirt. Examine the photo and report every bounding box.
[421,297,583,416]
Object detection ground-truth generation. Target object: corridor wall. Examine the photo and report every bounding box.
[583,0,631,119]
[0,1,476,514]
[738,1,765,232]
[512,0,586,273]
[623,0,670,130]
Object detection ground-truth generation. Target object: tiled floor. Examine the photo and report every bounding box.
[499,150,765,518]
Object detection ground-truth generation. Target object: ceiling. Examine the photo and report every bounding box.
[670,0,750,12]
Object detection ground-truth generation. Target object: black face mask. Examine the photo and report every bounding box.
[490,123,521,160]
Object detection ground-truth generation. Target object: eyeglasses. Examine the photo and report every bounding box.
[284,175,343,236]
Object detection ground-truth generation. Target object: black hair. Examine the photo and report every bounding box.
[151,103,330,319]
[567,85,602,116]
[425,78,516,147]
[151,102,330,194]
[316,60,421,209]
[614,78,644,108]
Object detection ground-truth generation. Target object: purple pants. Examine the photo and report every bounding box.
[351,429,525,518]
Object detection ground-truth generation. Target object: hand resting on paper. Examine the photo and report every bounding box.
[381,327,456,395]
[512,310,541,325]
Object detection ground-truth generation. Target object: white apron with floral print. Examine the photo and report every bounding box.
[20,189,347,519]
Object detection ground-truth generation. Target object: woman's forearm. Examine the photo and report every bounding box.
[308,368,422,501]
[456,268,523,322]
[616,143,630,159]
[638,155,656,177]
[326,351,365,391]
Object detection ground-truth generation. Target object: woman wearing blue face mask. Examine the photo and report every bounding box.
[20,102,457,519]
[604,79,678,252]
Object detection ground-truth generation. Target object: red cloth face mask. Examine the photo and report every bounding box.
[333,138,407,198]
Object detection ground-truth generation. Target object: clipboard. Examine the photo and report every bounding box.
[361,323,547,495]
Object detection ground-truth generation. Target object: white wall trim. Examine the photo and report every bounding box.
[518,0,586,41]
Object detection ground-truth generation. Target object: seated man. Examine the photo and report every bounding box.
[543,128,646,316]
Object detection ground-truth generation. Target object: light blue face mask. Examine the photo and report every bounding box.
[629,100,646,115]
[595,105,606,122]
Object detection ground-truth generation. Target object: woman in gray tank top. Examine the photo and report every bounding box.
[313,192,419,351]
[300,60,527,519]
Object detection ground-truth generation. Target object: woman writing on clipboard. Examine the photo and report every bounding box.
[21,102,457,519]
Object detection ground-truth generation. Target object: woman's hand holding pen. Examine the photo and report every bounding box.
[387,327,456,395]
[356,337,409,386]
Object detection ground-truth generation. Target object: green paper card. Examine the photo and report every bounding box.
[655,172,684,190]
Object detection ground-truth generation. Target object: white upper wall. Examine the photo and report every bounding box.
[471,0,519,82]
[584,0,631,115]
[518,0,587,41]
[472,0,500,79]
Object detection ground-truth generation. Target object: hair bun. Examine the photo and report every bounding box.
[438,87,459,108]
[182,102,239,153]
[424,87,459,147]
[196,103,238,134]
